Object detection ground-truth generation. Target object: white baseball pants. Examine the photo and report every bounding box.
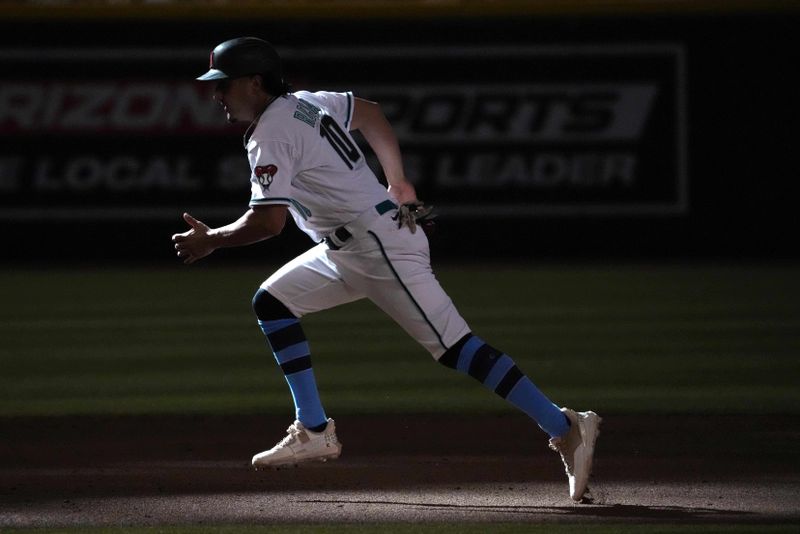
[262,208,471,358]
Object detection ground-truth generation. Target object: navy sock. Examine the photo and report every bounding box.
[439,334,570,438]
[308,421,328,433]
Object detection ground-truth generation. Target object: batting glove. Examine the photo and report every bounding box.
[393,201,436,236]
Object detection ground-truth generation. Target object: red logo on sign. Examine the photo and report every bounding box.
[255,164,278,189]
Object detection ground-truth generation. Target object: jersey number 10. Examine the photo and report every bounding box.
[320,114,361,170]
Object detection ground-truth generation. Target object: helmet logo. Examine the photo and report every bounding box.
[255,164,278,189]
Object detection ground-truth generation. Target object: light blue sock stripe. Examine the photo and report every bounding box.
[507,377,570,438]
[457,336,485,374]
[483,354,515,390]
[285,368,327,428]
[258,318,297,335]
[274,341,310,364]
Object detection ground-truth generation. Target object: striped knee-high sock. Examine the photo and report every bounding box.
[259,317,328,429]
[438,333,570,438]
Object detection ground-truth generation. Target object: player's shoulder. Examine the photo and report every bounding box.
[293,89,350,100]
[293,90,353,110]
[251,95,302,142]
[251,90,352,144]
[271,92,335,124]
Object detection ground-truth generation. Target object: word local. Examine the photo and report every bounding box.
[33,157,202,191]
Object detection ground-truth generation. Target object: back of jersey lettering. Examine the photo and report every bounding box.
[293,98,361,170]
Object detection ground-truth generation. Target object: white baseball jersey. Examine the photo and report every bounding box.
[248,89,471,358]
[247,90,393,243]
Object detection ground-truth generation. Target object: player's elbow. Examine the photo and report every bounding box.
[264,212,287,237]
[251,205,287,238]
[264,217,285,237]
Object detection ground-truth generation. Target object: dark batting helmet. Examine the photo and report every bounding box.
[197,37,282,81]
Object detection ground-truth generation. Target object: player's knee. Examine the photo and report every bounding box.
[252,288,296,321]
[438,333,511,385]
[438,333,473,369]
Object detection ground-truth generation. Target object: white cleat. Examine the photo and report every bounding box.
[252,418,342,469]
[548,408,602,502]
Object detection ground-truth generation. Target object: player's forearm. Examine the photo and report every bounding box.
[208,209,281,249]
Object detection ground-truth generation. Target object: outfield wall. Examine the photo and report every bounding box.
[1,5,798,261]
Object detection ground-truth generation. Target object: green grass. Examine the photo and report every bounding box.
[2,524,798,534]
[1,263,799,416]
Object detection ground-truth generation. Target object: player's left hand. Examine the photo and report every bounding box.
[172,213,215,264]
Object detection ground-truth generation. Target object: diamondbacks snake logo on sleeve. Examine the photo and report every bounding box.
[255,164,278,189]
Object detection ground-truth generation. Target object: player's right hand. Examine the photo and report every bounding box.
[172,213,215,264]
[387,180,418,205]
[392,201,436,236]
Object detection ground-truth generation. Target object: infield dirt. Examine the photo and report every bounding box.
[1,414,799,527]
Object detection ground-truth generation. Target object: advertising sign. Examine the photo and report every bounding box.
[0,44,686,220]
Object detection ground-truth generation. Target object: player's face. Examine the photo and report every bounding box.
[214,77,260,123]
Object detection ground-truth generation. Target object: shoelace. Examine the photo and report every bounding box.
[275,424,303,448]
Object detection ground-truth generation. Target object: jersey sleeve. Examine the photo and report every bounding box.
[248,139,296,208]
[306,91,355,130]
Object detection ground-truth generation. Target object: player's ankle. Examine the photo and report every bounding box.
[307,421,328,433]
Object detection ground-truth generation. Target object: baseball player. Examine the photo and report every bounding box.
[173,37,601,501]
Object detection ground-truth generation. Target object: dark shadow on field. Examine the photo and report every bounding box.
[1,413,799,501]
[298,499,754,520]
[3,414,799,526]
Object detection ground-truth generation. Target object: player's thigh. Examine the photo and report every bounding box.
[367,262,469,358]
[262,243,363,317]
[333,221,470,358]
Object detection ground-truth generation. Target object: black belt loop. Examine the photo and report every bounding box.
[325,200,397,250]
[325,227,352,250]
[375,199,397,215]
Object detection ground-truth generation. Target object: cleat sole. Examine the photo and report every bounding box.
[252,452,341,471]
[572,412,602,503]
